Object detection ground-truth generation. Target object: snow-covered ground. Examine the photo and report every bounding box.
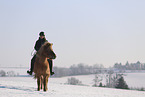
[1,67,145,88]
[0,76,145,97]
[124,73,145,88]
[59,73,145,88]
[0,68,145,97]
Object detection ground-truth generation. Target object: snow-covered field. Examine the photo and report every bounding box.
[124,73,145,88]
[0,68,145,97]
[0,76,145,97]
[1,67,145,88]
[62,73,145,88]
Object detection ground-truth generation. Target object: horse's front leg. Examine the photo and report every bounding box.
[43,75,49,91]
[41,76,43,90]
[37,76,41,91]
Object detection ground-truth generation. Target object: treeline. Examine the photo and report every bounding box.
[113,61,145,70]
[0,70,19,77]
[53,63,104,77]
[53,61,145,77]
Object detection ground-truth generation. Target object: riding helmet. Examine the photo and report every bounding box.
[39,31,45,36]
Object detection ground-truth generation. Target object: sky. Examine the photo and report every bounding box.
[0,0,145,68]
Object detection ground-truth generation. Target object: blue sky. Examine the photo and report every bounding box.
[0,0,145,68]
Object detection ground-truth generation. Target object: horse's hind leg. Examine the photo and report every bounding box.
[37,76,41,91]
[43,76,48,91]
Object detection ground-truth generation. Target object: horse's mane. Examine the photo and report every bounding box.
[36,42,51,56]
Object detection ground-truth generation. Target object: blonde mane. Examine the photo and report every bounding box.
[36,42,52,56]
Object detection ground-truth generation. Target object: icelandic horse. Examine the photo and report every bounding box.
[33,42,56,91]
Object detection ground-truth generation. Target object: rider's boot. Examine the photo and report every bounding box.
[48,59,55,75]
[27,55,36,75]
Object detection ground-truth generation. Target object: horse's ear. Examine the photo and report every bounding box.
[46,43,51,47]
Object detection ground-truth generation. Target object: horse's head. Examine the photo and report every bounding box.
[40,42,56,59]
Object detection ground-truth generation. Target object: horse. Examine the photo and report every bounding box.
[33,42,56,91]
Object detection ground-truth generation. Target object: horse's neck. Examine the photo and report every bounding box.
[36,54,47,62]
[36,50,48,63]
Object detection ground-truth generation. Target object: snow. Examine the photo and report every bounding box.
[124,73,145,88]
[58,73,145,88]
[0,76,145,97]
[1,67,145,88]
[0,67,145,97]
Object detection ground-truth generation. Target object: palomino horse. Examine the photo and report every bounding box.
[33,42,56,91]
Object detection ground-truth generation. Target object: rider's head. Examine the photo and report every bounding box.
[39,31,45,39]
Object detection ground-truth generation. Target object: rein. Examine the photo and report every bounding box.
[31,49,37,56]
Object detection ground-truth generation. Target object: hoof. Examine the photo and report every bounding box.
[44,88,48,92]
[37,88,41,91]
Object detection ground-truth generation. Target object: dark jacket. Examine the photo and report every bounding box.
[34,37,48,51]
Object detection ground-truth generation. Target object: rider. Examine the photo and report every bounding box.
[27,31,54,75]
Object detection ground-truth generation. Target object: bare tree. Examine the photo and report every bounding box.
[0,70,6,77]
[67,77,82,85]
[93,73,103,87]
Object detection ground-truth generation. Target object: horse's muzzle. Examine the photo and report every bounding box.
[51,52,56,59]
[52,55,56,59]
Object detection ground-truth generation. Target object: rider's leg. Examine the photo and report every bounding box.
[47,59,54,75]
[30,55,36,72]
[27,55,36,75]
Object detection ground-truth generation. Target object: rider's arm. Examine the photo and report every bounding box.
[34,41,39,51]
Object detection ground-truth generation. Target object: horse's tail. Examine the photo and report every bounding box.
[33,74,43,80]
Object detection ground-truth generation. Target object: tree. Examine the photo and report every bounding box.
[99,82,103,87]
[67,77,82,85]
[7,71,16,77]
[0,70,6,77]
[93,74,103,87]
[115,76,129,89]
[105,70,114,88]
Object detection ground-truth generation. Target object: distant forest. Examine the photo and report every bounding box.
[113,61,145,70]
[53,63,104,77]
[0,61,145,77]
[53,61,145,77]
